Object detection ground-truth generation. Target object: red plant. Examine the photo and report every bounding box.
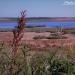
[12,10,26,57]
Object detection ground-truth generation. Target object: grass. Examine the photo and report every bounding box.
[0,42,75,75]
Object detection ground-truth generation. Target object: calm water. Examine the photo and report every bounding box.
[0,20,75,29]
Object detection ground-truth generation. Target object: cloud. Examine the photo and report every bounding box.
[63,1,75,6]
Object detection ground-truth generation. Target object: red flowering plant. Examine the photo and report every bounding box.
[12,10,26,57]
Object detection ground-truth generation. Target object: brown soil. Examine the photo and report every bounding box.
[0,32,75,48]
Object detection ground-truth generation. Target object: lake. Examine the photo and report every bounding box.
[0,20,75,29]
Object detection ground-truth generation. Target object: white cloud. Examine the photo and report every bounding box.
[63,1,75,6]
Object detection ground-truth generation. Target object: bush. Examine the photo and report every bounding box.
[46,59,75,75]
[33,35,46,39]
[46,36,67,39]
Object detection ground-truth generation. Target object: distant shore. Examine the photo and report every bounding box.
[0,17,75,21]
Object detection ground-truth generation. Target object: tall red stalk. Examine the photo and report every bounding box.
[12,10,26,57]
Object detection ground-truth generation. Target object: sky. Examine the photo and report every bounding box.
[0,0,75,17]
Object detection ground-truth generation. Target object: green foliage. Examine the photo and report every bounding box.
[30,53,47,75]
[46,59,74,75]
[0,42,75,75]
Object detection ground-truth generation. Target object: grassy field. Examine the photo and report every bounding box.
[0,28,75,75]
[0,42,75,75]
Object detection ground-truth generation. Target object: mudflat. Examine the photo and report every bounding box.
[0,31,75,48]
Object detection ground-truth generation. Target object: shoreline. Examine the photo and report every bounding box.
[0,17,75,21]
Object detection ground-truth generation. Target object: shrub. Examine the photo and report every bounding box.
[33,35,46,39]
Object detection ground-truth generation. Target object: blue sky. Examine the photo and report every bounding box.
[0,0,75,17]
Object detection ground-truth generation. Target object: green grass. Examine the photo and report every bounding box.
[0,42,75,75]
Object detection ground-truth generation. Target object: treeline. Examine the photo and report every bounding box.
[0,17,75,21]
